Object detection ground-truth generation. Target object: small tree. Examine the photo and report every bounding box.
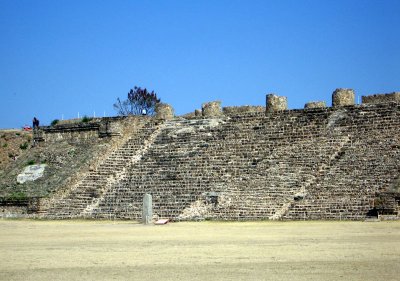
[114,86,160,116]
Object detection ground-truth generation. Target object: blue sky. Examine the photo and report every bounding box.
[1,0,399,128]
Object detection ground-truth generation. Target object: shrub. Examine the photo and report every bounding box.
[20,142,28,150]
[51,119,59,126]
[81,116,92,123]
[8,192,27,201]
[114,86,160,116]
[2,143,7,148]
[26,160,35,165]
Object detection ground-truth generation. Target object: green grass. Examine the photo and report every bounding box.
[19,142,29,150]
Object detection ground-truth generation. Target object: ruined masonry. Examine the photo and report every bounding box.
[22,89,400,220]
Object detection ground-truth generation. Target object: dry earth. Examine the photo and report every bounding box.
[0,130,32,171]
[0,220,399,281]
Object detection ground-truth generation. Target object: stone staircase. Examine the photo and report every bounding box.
[43,121,163,219]
[269,135,351,220]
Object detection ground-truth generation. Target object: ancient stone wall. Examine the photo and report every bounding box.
[304,101,326,109]
[362,92,400,104]
[222,106,265,116]
[15,92,400,221]
[34,116,145,144]
[42,102,398,221]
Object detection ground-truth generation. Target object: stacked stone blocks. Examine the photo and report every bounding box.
[40,91,400,221]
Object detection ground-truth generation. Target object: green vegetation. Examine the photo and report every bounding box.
[51,119,59,126]
[19,142,29,150]
[26,160,35,166]
[15,132,20,136]
[81,116,92,123]
[2,143,7,148]
[7,191,27,201]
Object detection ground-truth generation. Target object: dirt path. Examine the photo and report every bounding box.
[0,220,399,281]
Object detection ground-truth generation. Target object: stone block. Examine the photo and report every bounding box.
[304,101,326,109]
[194,109,202,117]
[202,101,223,117]
[362,92,400,104]
[155,103,174,120]
[332,88,355,107]
[266,94,287,112]
[17,164,47,184]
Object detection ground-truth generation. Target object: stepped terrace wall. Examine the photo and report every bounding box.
[0,116,151,218]
[82,103,399,221]
[5,92,399,221]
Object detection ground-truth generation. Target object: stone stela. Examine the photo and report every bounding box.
[142,194,153,224]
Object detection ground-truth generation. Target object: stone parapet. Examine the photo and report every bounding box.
[202,101,223,117]
[332,88,355,107]
[223,106,265,116]
[362,92,400,104]
[304,101,326,109]
[266,94,287,112]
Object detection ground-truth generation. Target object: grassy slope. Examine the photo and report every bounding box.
[0,130,111,199]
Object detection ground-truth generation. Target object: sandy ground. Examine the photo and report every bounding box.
[0,220,399,281]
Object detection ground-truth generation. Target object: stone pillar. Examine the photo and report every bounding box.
[142,193,152,224]
[266,94,287,112]
[155,103,174,120]
[332,88,355,107]
[304,101,326,109]
[202,101,223,117]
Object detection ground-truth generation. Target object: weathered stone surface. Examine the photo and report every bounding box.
[17,164,47,184]
[155,103,174,120]
[142,193,153,224]
[202,101,222,117]
[4,93,398,222]
[332,88,355,107]
[223,106,265,116]
[362,92,400,104]
[304,101,326,109]
[266,94,287,112]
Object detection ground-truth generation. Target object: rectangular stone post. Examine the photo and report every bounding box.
[142,193,152,224]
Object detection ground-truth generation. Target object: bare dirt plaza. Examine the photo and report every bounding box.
[0,220,399,281]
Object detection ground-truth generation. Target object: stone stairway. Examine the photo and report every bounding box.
[269,135,352,220]
[43,121,163,218]
[81,122,166,217]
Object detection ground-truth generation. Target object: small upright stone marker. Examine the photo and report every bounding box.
[142,193,153,224]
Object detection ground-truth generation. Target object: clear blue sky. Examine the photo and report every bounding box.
[1,0,399,128]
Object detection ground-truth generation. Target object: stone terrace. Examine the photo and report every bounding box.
[37,90,400,221]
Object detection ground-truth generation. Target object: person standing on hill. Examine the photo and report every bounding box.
[32,117,39,129]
